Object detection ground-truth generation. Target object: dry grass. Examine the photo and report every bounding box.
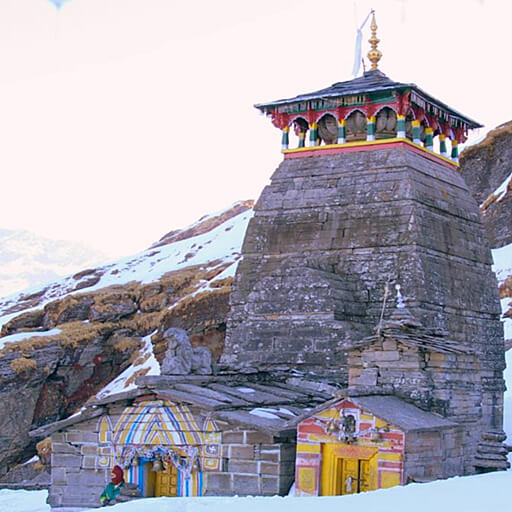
[0,334,59,359]
[10,357,37,374]
[120,311,164,335]
[461,120,512,160]
[0,257,233,364]
[124,367,150,388]
[131,352,150,367]
[58,321,117,349]
[499,276,512,299]
[113,337,141,353]
[209,277,233,289]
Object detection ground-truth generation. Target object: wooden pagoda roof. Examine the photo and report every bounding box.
[255,70,482,129]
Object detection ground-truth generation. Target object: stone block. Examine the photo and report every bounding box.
[75,469,108,486]
[229,444,254,460]
[260,450,279,463]
[51,467,67,485]
[206,472,232,493]
[52,442,80,455]
[232,474,260,495]
[81,444,99,455]
[261,476,279,495]
[52,453,82,468]
[81,456,97,469]
[47,493,62,507]
[355,368,378,386]
[228,459,258,474]
[260,461,279,475]
[65,431,98,444]
[222,431,244,444]
[245,431,274,444]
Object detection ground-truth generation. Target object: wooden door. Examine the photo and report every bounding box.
[340,458,359,495]
[155,464,178,497]
[358,459,371,493]
[321,444,377,496]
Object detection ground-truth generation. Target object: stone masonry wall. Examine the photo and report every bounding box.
[348,338,495,473]
[404,428,465,482]
[224,146,503,379]
[205,428,295,496]
[49,418,109,509]
[48,418,296,508]
[223,144,505,474]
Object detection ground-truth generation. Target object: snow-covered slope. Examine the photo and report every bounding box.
[0,229,106,299]
[0,202,254,330]
[493,243,512,343]
[2,470,512,512]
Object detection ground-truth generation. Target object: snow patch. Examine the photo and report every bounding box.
[249,408,281,420]
[237,387,256,394]
[0,329,61,351]
[494,171,512,202]
[95,332,160,400]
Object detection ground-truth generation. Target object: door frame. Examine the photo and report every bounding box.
[320,443,378,496]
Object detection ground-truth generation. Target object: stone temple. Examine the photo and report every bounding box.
[222,13,508,474]
[37,14,509,509]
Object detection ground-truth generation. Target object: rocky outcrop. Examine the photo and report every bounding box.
[0,203,252,476]
[460,122,512,249]
[460,124,512,345]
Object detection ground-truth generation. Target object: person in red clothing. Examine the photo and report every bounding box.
[100,465,125,506]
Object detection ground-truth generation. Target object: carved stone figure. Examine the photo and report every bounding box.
[161,327,212,375]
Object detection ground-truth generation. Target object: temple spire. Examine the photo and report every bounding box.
[367,10,382,71]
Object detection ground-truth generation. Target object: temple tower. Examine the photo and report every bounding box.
[222,13,506,474]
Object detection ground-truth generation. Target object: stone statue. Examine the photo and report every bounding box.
[161,327,212,375]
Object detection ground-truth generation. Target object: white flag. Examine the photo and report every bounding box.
[352,11,373,77]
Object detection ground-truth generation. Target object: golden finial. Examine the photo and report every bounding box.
[367,10,382,71]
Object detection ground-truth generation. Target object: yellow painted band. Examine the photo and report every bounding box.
[283,126,289,132]
[297,442,321,453]
[367,116,376,123]
[309,123,318,129]
[397,115,405,120]
[338,119,347,126]
[425,127,433,134]
[282,138,459,167]
[452,140,458,146]
[439,134,446,140]
[412,120,421,127]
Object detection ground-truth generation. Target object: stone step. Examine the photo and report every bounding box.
[481,431,507,442]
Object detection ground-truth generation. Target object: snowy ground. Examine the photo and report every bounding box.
[2,471,512,512]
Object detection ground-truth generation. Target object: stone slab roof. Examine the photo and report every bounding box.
[255,70,481,128]
[29,376,334,438]
[352,395,458,432]
[285,394,457,433]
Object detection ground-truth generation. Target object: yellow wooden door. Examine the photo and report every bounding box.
[341,458,359,495]
[321,444,377,496]
[358,459,371,493]
[155,465,178,497]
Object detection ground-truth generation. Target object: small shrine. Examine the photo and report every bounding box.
[292,395,457,496]
[255,13,480,165]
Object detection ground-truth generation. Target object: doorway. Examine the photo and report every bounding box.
[155,464,178,497]
[321,444,377,496]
